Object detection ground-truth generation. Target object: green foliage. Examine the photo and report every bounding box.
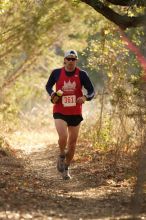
[78,16,146,151]
[0,1,75,123]
[71,0,80,6]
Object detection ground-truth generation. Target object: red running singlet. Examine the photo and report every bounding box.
[53,67,83,115]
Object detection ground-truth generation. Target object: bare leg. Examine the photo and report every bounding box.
[65,124,80,166]
[54,119,68,156]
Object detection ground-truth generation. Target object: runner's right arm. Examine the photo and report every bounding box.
[46,69,61,96]
[46,69,61,103]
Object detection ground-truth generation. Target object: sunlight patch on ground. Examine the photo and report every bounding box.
[66,185,130,200]
[0,211,58,220]
[8,128,57,155]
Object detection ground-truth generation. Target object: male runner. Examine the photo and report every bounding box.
[46,49,95,180]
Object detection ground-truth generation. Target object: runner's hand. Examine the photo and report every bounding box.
[51,92,60,104]
[76,96,87,104]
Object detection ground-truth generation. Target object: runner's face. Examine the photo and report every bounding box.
[64,56,77,71]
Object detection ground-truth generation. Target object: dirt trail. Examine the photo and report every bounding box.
[0,123,146,220]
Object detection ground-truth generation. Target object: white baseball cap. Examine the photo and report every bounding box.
[64,50,78,59]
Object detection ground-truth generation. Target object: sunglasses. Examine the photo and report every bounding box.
[66,57,77,61]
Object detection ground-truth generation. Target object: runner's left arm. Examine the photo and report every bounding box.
[79,70,95,101]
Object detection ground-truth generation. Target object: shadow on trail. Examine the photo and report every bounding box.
[0,145,146,219]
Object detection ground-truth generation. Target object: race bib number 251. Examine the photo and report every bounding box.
[62,95,76,107]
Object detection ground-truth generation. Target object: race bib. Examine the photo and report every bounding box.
[62,95,76,107]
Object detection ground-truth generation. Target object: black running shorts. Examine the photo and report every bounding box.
[53,113,83,126]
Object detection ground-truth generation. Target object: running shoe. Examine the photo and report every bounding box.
[62,167,71,180]
[57,155,65,173]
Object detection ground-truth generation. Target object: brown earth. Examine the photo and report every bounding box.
[0,125,146,220]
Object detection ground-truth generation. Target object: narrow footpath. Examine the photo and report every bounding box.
[0,126,145,220]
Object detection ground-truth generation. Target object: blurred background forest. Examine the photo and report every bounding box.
[1,0,146,152]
